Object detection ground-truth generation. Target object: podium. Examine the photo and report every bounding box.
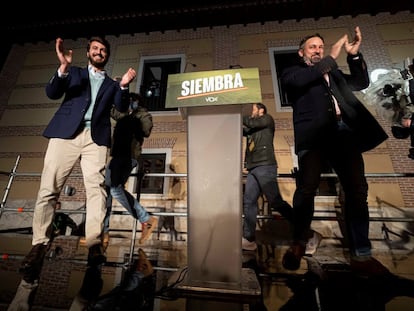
[171,105,261,303]
[166,68,262,308]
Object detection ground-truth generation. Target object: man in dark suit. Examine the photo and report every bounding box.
[20,37,136,282]
[281,26,390,277]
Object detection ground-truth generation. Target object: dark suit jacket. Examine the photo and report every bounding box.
[282,53,388,154]
[44,66,130,147]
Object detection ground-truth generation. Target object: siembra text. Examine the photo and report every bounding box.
[180,72,245,97]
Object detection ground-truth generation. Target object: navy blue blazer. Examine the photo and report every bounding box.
[282,53,388,154]
[44,66,130,147]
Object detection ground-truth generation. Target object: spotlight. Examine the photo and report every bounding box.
[145,89,153,97]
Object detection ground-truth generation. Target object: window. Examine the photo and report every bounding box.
[140,153,166,195]
[269,47,299,111]
[136,55,185,113]
[127,148,172,198]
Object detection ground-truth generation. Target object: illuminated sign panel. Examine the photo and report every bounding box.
[166,68,262,108]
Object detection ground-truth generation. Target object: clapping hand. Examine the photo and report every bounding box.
[344,26,361,56]
[330,26,361,59]
[120,68,137,88]
[55,38,72,71]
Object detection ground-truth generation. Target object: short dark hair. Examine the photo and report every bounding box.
[299,33,324,49]
[255,103,267,114]
[130,92,143,103]
[87,36,111,57]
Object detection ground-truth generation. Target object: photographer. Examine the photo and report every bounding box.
[390,58,414,158]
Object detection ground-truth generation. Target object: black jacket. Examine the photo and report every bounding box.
[110,107,153,159]
[243,114,277,170]
[282,53,388,154]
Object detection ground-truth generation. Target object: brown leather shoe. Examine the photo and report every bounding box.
[136,248,154,278]
[350,256,392,278]
[139,217,158,244]
[282,242,306,271]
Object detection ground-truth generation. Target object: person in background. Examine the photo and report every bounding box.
[408,59,414,104]
[242,103,294,251]
[103,92,157,249]
[280,26,390,277]
[242,103,322,253]
[18,36,136,283]
[398,59,414,159]
[91,248,154,310]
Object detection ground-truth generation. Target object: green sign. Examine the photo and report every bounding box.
[165,68,262,108]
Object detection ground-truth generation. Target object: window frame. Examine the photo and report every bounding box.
[269,46,298,112]
[135,54,187,116]
[126,148,172,199]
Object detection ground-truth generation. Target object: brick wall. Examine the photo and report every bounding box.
[0,11,414,309]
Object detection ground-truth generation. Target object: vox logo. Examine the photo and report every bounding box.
[205,97,218,102]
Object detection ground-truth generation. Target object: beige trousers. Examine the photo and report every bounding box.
[32,129,108,248]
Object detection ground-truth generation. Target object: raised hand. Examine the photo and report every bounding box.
[330,34,347,60]
[55,38,72,73]
[344,26,361,55]
[120,68,137,88]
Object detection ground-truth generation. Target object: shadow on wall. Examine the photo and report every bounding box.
[377,197,414,252]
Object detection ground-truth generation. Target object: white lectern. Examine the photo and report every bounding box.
[166,68,262,308]
[173,105,261,304]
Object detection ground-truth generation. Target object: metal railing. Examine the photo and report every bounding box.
[2,155,414,268]
[2,155,414,222]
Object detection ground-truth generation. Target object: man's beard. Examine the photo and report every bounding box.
[89,55,107,69]
[303,55,321,66]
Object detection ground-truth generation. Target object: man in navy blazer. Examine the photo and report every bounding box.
[281,27,390,277]
[20,36,136,283]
